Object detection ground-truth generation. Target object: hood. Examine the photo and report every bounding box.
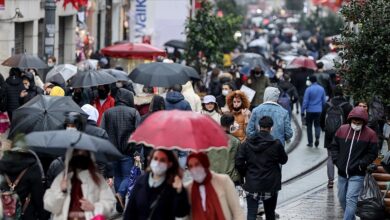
[81,104,99,123]
[115,88,134,107]
[149,95,165,112]
[166,91,185,103]
[22,72,36,88]
[263,86,280,102]
[6,75,23,86]
[347,107,368,125]
[0,151,36,174]
[246,131,276,153]
[182,81,195,94]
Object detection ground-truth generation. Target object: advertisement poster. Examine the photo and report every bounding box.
[0,0,5,11]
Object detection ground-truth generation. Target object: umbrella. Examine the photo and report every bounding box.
[45,64,78,84]
[100,69,130,81]
[2,53,47,69]
[129,63,193,87]
[232,53,272,75]
[276,42,293,52]
[69,69,117,88]
[25,130,123,162]
[286,56,317,71]
[101,42,166,59]
[77,59,99,70]
[299,30,312,40]
[320,52,341,63]
[248,38,268,48]
[183,66,201,80]
[164,40,187,49]
[128,110,228,152]
[8,95,86,138]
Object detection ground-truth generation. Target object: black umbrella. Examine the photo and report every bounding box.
[183,66,201,80]
[25,130,123,162]
[100,69,130,81]
[1,53,47,69]
[69,69,117,88]
[276,42,293,52]
[8,95,86,139]
[164,40,187,49]
[130,63,192,87]
[232,53,272,74]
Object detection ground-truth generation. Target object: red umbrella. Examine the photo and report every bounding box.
[101,42,166,59]
[286,56,317,71]
[129,110,228,152]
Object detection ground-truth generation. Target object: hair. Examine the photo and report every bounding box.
[259,116,274,129]
[220,113,235,128]
[149,95,165,112]
[48,56,56,63]
[334,85,343,96]
[202,102,222,114]
[316,61,324,69]
[309,75,317,83]
[69,151,101,186]
[147,149,181,184]
[222,82,236,91]
[226,90,250,111]
[170,84,182,92]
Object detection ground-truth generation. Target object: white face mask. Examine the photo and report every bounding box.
[66,127,78,131]
[150,160,168,176]
[190,166,207,183]
[48,63,54,67]
[306,80,312,86]
[351,123,363,131]
[116,82,123,88]
[222,90,229,96]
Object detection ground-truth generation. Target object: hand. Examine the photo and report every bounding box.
[247,79,252,84]
[107,178,113,187]
[80,198,95,212]
[172,175,183,193]
[134,155,141,162]
[20,90,27,98]
[60,178,67,192]
[241,108,250,116]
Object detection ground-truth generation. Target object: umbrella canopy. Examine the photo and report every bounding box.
[45,64,78,84]
[101,42,166,59]
[164,40,187,49]
[129,62,193,87]
[8,95,86,138]
[248,38,268,48]
[100,69,130,81]
[298,30,312,40]
[2,53,47,69]
[320,52,341,63]
[69,69,117,88]
[286,56,317,71]
[232,53,272,75]
[129,110,228,152]
[77,59,99,70]
[183,66,201,80]
[276,42,293,52]
[25,130,123,162]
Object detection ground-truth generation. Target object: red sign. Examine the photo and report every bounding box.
[0,0,5,11]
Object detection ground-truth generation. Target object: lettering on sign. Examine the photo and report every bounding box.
[135,0,146,40]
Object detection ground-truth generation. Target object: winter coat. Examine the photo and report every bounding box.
[43,170,116,220]
[320,96,353,148]
[46,157,65,188]
[93,95,115,126]
[185,172,245,220]
[216,95,227,110]
[200,110,221,124]
[315,72,332,97]
[207,134,241,183]
[85,120,108,139]
[165,91,192,111]
[5,74,24,114]
[248,75,270,107]
[330,107,378,178]
[134,94,154,116]
[182,81,202,112]
[302,82,326,113]
[101,89,141,154]
[231,111,248,142]
[277,80,299,103]
[0,151,48,220]
[290,69,310,98]
[235,131,288,193]
[124,173,190,220]
[19,72,44,105]
[208,78,221,97]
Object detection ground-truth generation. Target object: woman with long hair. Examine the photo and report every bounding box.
[124,149,190,219]
[226,90,251,142]
[44,149,116,220]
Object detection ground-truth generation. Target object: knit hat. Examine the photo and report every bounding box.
[263,87,280,102]
[187,152,210,169]
[81,104,99,123]
[50,86,65,96]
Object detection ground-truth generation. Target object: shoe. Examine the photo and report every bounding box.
[327,180,334,188]
[307,143,313,147]
[314,139,319,147]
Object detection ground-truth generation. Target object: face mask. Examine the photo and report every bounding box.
[69,155,90,170]
[190,166,207,183]
[306,80,312,86]
[116,82,123,88]
[98,89,108,100]
[255,73,262,77]
[66,127,78,131]
[150,160,168,176]
[351,123,363,131]
[47,63,54,67]
[222,90,229,96]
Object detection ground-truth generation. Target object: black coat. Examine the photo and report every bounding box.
[124,173,190,220]
[5,75,24,114]
[236,131,288,193]
[19,86,44,105]
[0,151,49,220]
[85,120,108,139]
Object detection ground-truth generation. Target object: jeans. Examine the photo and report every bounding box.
[338,175,364,220]
[306,112,321,144]
[113,156,134,197]
[327,149,334,181]
[247,193,278,220]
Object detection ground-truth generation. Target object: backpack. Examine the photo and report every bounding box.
[1,168,29,220]
[278,91,291,114]
[325,102,347,135]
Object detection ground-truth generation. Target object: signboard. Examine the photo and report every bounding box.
[130,0,153,43]
[0,0,5,10]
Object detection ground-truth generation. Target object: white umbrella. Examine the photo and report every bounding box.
[248,38,268,48]
[45,64,78,83]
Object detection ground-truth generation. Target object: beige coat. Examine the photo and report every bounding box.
[185,172,245,220]
[182,81,202,112]
[43,170,116,220]
[200,110,221,124]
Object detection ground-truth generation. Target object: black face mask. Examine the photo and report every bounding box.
[73,92,82,103]
[69,155,91,170]
[233,106,242,111]
[98,89,108,100]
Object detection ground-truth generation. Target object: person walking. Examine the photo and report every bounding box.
[93,84,115,126]
[81,104,109,139]
[44,149,116,220]
[165,84,192,111]
[320,86,352,188]
[247,67,270,110]
[216,82,235,113]
[236,116,288,220]
[330,106,378,220]
[247,87,293,146]
[226,90,251,142]
[302,75,326,147]
[185,152,245,220]
[200,95,222,124]
[19,72,44,105]
[124,149,190,219]
[5,68,25,120]
[182,81,202,112]
[140,95,165,124]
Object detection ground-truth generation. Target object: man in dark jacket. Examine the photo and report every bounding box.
[5,68,25,120]
[330,106,378,220]
[100,88,141,208]
[165,84,192,111]
[19,72,44,105]
[236,116,288,220]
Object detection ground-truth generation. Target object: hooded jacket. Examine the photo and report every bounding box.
[101,89,141,154]
[248,74,270,107]
[330,107,378,178]
[235,131,288,193]
[19,72,44,105]
[182,81,202,112]
[5,69,25,114]
[140,95,165,124]
[165,91,192,111]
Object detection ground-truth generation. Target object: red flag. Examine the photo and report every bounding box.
[63,0,88,10]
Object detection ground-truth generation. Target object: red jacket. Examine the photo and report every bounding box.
[93,95,115,126]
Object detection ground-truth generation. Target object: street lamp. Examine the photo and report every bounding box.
[0,8,24,22]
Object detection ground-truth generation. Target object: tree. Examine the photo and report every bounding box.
[338,0,390,104]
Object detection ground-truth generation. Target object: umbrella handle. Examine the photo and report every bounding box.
[71,133,83,147]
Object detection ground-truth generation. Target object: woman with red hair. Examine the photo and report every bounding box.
[226,90,251,142]
[185,152,245,220]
